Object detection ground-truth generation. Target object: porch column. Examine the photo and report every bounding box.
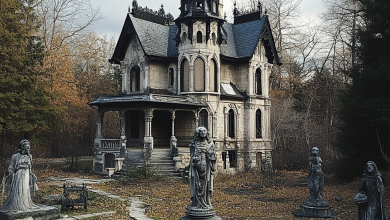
[193,110,199,128]
[97,110,104,138]
[120,110,127,151]
[144,108,154,151]
[170,110,177,152]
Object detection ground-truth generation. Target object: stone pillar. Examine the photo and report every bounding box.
[170,110,177,153]
[193,110,199,128]
[144,108,154,151]
[205,65,210,92]
[120,110,127,149]
[144,61,149,91]
[177,66,181,94]
[212,114,217,139]
[120,62,129,93]
[97,111,104,138]
[189,65,194,92]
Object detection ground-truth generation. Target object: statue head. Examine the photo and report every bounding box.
[19,139,31,155]
[364,161,380,176]
[192,126,210,143]
[311,147,319,157]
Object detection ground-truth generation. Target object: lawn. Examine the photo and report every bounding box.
[3,159,388,220]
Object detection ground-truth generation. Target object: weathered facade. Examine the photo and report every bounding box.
[89,0,281,175]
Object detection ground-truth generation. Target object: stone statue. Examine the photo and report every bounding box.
[354,161,388,220]
[293,147,336,218]
[1,140,38,211]
[180,126,222,220]
[304,147,327,207]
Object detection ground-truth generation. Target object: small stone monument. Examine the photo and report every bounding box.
[180,126,222,220]
[293,147,336,218]
[354,161,388,220]
[0,140,60,220]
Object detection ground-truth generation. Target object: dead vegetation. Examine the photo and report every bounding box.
[2,161,388,220]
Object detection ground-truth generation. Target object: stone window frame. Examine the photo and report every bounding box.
[256,109,262,138]
[197,31,203,43]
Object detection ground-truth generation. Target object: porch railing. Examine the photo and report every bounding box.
[101,139,121,149]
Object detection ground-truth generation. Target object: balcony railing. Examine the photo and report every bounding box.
[101,139,121,149]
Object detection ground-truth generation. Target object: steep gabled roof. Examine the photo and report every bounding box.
[110,11,281,66]
[110,14,178,64]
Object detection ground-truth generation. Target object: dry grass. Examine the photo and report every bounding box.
[2,160,388,220]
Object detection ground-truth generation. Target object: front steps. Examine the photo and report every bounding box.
[117,148,181,178]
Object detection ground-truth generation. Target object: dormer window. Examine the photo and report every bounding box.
[197,31,202,43]
[196,0,203,10]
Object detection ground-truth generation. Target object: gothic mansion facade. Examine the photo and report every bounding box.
[89,0,281,175]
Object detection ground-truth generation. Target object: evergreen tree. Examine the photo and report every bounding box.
[0,0,50,136]
[336,0,390,181]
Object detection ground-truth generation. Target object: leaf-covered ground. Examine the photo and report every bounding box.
[4,160,389,220]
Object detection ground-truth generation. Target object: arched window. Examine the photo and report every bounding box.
[168,68,174,88]
[255,68,262,95]
[213,1,217,13]
[180,59,189,92]
[197,31,202,43]
[256,109,262,138]
[228,109,235,138]
[210,59,218,92]
[194,58,205,91]
[212,33,216,45]
[199,109,208,129]
[181,32,187,43]
[130,66,140,92]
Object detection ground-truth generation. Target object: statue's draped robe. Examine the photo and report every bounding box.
[188,140,216,210]
[358,175,388,220]
[305,156,328,207]
[2,153,38,211]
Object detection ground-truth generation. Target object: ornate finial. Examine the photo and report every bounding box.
[128,6,130,13]
[224,12,227,20]
[132,0,138,13]
[264,6,267,15]
[158,4,165,16]
[233,1,238,17]
[258,1,262,16]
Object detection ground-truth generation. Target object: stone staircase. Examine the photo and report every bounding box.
[150,148,181,178]
[121,148,181,178]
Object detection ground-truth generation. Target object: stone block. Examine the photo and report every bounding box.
[0,205,60,220]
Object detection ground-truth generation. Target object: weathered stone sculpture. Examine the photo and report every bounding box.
[293,147,336,218]
[180,126,222,220]
[354,161,388,220]
[0,140,59,220]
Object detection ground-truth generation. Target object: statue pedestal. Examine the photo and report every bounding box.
[180,215,223,220]
[293,204,337,218]
[0,204,60,220]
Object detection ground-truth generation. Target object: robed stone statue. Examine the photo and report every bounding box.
[181,126,222,220]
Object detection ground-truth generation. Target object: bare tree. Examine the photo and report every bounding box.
[35,0,102,50]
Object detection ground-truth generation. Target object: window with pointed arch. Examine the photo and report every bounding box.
[210,59,218,92]
[228,109,235,138]
[180,59,189,92]
[255,68,262,95]
[168,68,174,88]
[256,109,262,138]
[194,57,205,91]
[199,109,208,129]
[197,31,202,43]
[130,65,140,92]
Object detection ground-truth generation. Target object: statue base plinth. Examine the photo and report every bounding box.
[0,204,60,220]
[180,215,223,220]
[293,205,337,218]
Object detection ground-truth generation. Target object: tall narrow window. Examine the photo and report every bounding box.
[194,58,205,91]
[209,59,218,92]
[212,33,216,45]
[168,68,174,88]
[180,59,189,92]
[199,109,208,129]
[255,68,262,95]
[228,109,235,138]
[213,1,217,13]
[130,66,140,92]
[256,109,262,138]
[197,31,203,43]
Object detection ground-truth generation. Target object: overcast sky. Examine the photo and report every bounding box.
[91,0,324,41]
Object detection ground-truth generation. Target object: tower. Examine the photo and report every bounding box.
[175,0,225,93]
